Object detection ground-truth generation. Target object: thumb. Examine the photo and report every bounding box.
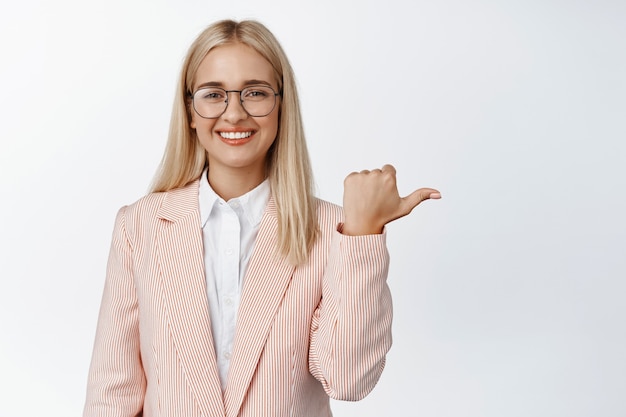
[402,188,442,213]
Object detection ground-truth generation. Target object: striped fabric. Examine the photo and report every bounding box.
[84,180,392,417]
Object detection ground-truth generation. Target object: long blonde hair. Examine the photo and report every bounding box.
[151,19,317,265]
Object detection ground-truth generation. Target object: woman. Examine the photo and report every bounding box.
[84,19,440,417]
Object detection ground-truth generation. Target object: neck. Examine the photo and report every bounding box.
[207,166,266,201]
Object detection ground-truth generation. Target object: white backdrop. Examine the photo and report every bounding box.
[1,0,624,416]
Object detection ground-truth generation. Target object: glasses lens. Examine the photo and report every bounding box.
[241,86,276,117]
[193,88,227,119]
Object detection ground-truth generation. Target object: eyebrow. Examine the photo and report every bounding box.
[195,79,274,90]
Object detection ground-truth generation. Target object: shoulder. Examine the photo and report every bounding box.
[117,180,200,235]
[314,197,343,232]
[120,190,164,225]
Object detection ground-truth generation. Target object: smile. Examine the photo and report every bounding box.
[219,131,254,139]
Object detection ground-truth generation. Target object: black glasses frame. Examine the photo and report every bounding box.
[190,85,281,119]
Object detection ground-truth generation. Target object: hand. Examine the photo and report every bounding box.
[342,164,441,236]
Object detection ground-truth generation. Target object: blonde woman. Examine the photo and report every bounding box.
[84,19,440,417]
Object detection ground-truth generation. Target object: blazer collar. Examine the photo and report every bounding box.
[155,180,226,416]
[156,179,202,222]
[223,197,296,417]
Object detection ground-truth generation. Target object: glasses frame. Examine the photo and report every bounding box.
[190,85,281,119]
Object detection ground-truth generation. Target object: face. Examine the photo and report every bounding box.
[190,42,280,181]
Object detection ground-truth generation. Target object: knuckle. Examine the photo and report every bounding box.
[344,172,359,185]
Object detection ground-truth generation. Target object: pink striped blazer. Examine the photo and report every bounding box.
[84,179,392,417]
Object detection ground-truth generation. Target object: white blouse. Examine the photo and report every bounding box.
[198,170,270,389]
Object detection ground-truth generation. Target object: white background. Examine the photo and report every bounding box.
[1,0,625,416]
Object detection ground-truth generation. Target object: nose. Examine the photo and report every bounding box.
[222,91,248,123]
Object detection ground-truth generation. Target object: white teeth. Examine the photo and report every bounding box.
[220,131,253,139]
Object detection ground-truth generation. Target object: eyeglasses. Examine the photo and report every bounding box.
[190,85,280,119]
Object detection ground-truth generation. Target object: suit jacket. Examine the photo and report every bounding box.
[84,180,392,417]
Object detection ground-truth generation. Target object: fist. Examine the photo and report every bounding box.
[342,164,440,235]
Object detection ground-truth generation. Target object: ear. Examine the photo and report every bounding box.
[186,94,196,129]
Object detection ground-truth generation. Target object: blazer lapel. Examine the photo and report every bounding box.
[223,197,296,417]
[155,181,225,417]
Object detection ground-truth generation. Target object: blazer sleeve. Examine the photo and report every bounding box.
[84,206,146,417]
[308,227,393,401]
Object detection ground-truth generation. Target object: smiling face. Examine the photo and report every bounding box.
[190,42,280,186]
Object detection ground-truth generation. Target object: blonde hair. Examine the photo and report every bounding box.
[151,19,317,265]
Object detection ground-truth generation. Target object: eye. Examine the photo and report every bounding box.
[243,86,272,101]
[197,88,226,101]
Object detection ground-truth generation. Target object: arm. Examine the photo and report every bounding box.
[309,164,440,400]
[308,227,392,400]
[83,207,146,417]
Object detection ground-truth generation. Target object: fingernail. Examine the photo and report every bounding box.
[429,192,442,199]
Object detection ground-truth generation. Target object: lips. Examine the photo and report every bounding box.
[217,130,256,146]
